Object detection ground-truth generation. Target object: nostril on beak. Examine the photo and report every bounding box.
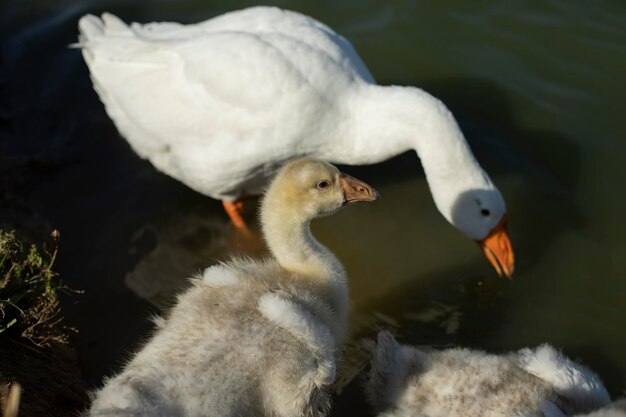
[340,173,378,202]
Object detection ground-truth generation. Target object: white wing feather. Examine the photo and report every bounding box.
[78,7,373,199]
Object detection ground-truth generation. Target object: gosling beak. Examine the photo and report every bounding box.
[340,173,379,205]
[476,215,515,278]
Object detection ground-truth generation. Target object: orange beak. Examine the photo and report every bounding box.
[340,173,380,204]
[476,215,515,278]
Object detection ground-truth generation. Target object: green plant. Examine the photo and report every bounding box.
[0,230,68,347]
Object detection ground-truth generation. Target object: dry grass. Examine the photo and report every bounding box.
[0,229,70,347]
[2,383,20,417]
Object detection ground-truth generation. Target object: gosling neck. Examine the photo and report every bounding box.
[260,199,348,328]
[261,205,344,281]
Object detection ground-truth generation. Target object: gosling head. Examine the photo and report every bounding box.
[263,159,379,222]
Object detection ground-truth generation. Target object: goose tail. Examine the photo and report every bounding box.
[74,13,130,47]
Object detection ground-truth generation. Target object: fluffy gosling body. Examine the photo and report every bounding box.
[573,400,626,417]
[366,331,610,417]
[85,159,377,417]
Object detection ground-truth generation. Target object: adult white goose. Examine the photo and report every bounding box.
[85,159,378,417]
[366,331,612,417]
[77,6,514,276]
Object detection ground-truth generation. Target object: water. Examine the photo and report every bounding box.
[2,0,625,412]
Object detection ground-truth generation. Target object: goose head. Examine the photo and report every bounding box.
[449,187,513,277]
[263,159,379,223]
[430,171,513,277]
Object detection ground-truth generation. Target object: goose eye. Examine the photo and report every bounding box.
[481,209,491,217]
[317,180,331,190]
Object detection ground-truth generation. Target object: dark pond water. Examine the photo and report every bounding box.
[2,0,625,414]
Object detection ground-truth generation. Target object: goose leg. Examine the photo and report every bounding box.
[222,200,250,234]
[222,199,267,255]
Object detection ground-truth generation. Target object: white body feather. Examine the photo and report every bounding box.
[78,7,373,200]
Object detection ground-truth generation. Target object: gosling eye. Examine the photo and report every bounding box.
[481,208,491,217]
[317,180,331,190]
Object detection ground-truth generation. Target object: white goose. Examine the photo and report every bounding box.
[77,6,514,276]
[85,159,378,417]
[366,331,612,417]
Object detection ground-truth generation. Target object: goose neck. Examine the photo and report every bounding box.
[337,84,494,220]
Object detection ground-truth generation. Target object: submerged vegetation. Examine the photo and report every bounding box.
[0,229,68,347]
